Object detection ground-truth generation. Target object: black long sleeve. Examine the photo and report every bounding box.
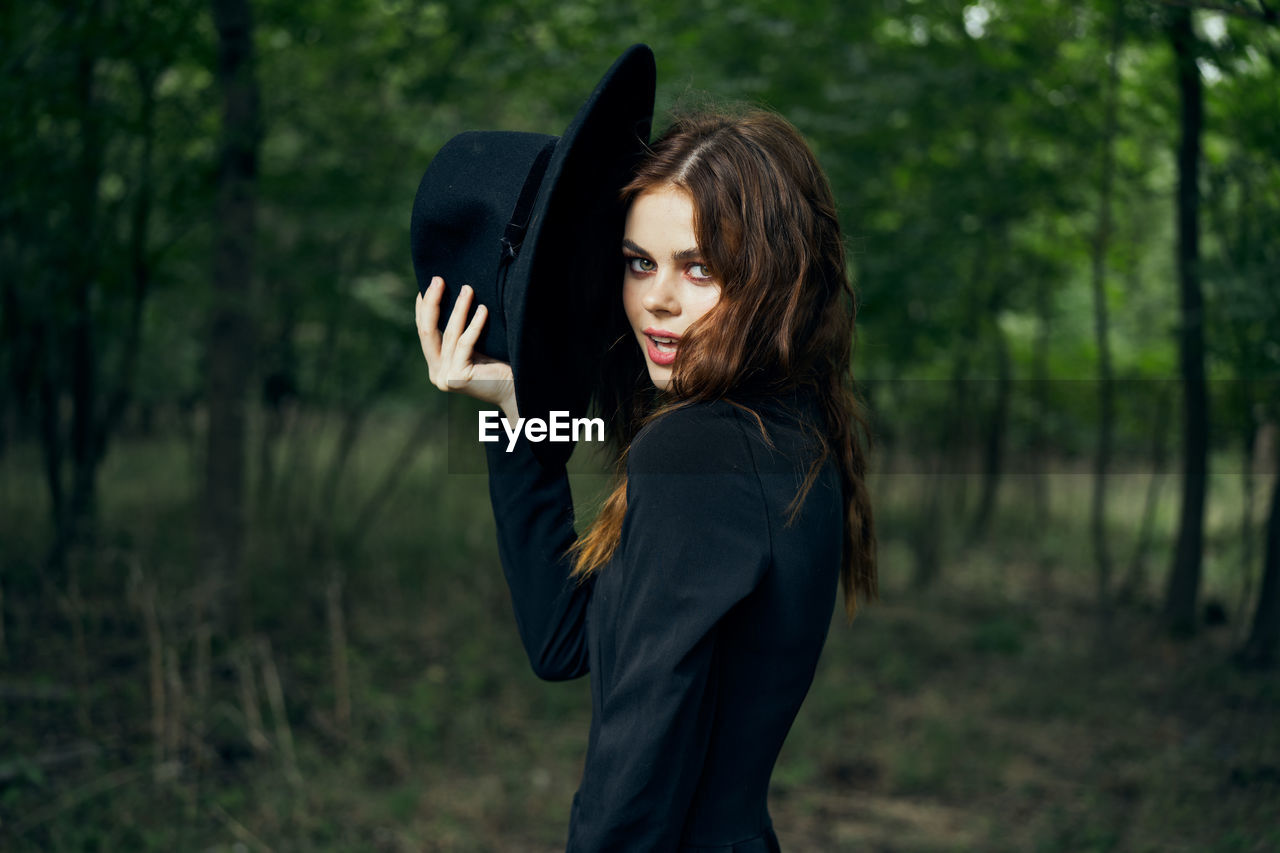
[485,435,592,681]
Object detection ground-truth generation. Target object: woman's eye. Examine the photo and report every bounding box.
[687,263,713,282]
[627,256,656,274]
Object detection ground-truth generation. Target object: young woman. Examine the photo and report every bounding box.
[416,109,876,851]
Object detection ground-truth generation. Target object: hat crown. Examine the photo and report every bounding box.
[410,131,559,362]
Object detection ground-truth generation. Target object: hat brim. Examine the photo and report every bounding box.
[505,45,655,466]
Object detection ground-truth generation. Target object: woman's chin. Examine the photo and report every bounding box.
[646,366,673,391]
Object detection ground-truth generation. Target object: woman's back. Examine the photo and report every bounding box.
[610,394,842,850]
[487,392,842,850]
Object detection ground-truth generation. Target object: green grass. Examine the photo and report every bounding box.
[1,412,1277,851]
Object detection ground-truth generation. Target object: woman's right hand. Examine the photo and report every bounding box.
[415,276,518,422]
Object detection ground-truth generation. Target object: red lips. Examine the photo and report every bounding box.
[643,327,680,366]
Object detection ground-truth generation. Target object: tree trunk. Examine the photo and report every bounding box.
[912,459,945,590]
[1031,273,1051,529]
[1236,394,1259,643]
[12,3,156,580]
[1091,2,1122,632]
[1120,388,1171,603]
[205,0,261,639]
[0,3,14,463]
[255,305,298,514]
[947,362,971,518]
[1240,468,1280,667]
[65,0,106,570]
[101,61,159,449]
[1164,6,1208,636]
[970,323,1009,542]
[39,374,67,574]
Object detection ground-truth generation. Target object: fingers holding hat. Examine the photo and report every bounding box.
[452,301,488,386]
[414,276,445,386]
[439,282,472,368]
[453,299,518,416]
[415,276,517,418]
[416,274,474,393]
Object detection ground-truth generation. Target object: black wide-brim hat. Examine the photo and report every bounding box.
[411,45,656,466]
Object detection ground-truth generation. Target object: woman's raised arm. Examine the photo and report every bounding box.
[485,436,592,681]
[415,278,591,680]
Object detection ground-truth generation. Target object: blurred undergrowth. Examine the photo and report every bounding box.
[1,410,1277,851]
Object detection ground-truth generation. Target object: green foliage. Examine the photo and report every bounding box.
[4,0,1276,471]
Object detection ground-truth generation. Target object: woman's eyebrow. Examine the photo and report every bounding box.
[622,238,704,262]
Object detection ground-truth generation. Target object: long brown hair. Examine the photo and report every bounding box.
[572,108,877,620]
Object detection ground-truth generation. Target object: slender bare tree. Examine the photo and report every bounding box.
[1164,5,1209,636]
[205,0,261,638]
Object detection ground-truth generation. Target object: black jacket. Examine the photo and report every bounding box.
[485,392,842,852]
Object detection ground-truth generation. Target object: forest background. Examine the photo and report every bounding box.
[2,0,1279,850]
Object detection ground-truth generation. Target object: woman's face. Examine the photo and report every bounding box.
[621,185,721,390]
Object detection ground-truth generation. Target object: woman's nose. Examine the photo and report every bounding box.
[642,272,680,315]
